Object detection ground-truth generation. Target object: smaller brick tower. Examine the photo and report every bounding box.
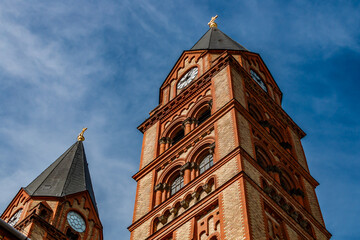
[129,17,331,240]
[1,130,103,240]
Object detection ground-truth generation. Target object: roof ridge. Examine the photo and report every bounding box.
[82,147,99,213]
[61,142,82,196]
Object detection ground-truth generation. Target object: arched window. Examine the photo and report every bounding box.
[8,209,23,227]
[279,171,295,194]
[171,176,184,196]
[197,108,211,125]
[199,154,213,174]
[172,129,184,146]
[270,127,283,143]
[248,103,263,122]
[255,146,271,170]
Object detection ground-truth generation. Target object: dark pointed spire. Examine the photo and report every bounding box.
[190,27,248,51]
[24,141,98,213]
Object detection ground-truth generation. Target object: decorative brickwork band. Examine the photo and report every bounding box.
[263,182,313,236]
[202,183,212,193]
[191,191,200,200]
[170,207,178,216]
[159,215,168,225]
[180,199,189,209]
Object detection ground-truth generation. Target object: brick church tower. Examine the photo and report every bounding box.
[1,129,103,240]
[129,17,331,240]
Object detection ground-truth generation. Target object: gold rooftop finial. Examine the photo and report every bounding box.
[77,128,88,141]
[208,15,218,28]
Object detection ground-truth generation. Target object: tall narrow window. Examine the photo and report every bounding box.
[199,154,213,174]
[171,176,184,195]
[248,104,263,122]
[172,129,184,146]
[197,108,211,125]
[8,209,23,227]
[280,175,292,193]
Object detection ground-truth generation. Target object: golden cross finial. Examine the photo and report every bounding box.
[77,128,88,142]
[208,15,218,28]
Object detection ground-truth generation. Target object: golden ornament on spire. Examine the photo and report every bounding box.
[77,128,88,141]
[208,15,218,28]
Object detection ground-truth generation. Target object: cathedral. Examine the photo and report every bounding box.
[1,17,331,240]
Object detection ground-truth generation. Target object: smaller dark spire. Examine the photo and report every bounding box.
[24,141,98,214]
[190,27,248,51]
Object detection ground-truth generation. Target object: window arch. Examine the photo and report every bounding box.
[199,154,213,174]
[186,97,212,129]
[171,128,184,146]
[255,146,272,170]
[270,126,284,144]
[248,103,263,122]
[280,175,292,193]
[8,209,23,227]
[155,160,186,204]
[160,118,186,152]
[279,169,296,194]
[152,217,160,234]
[170,175,184,196]
[197,107,211,125]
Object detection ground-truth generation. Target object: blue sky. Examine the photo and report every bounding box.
[0,0,359,239]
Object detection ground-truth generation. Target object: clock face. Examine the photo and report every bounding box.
[8,209,22,227]
[177,67,198,89]
[67,211,86,233]
[250,69,267,92]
